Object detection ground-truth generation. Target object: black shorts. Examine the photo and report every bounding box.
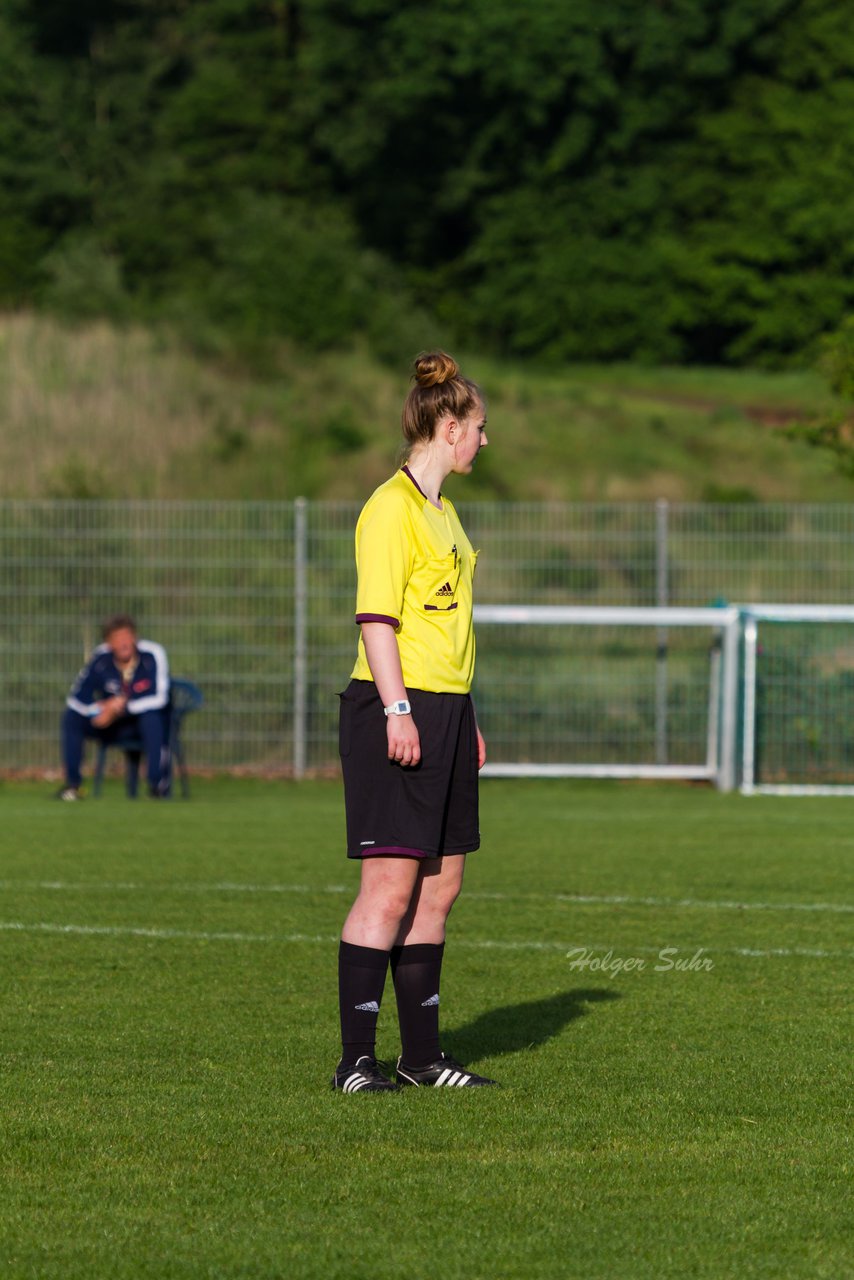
[339,679,479,859]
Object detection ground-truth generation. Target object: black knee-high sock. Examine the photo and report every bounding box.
[390,941,445,1067]
[338,940,390,1066]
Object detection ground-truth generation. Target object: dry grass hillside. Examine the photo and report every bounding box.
[0,312,848,503]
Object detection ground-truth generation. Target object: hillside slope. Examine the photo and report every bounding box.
[0,314,847,503]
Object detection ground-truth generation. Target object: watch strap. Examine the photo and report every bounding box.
[384,699,412,716]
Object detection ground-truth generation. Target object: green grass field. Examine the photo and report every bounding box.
[1,779,851,1279]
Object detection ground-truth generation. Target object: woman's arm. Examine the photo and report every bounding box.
[470,698,487,770]
[360,622,421,767]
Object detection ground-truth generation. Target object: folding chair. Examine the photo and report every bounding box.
[93,678,203,798]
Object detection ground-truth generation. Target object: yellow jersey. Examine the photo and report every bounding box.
[350,467,478,693]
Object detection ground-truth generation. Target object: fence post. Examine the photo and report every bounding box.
[293,497,308,779]
[655,498,669,765]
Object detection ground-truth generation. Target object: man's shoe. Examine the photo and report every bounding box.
[396,1052,499,1088]
[56,786,81,802]
[331,1055,400,1093]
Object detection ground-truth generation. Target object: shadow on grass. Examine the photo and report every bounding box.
[445,987,622,1062]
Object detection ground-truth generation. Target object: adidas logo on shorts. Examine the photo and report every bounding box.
[354,1000,380,1012]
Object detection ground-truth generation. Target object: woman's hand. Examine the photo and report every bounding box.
[360,621,422,767]
[387,714,421,767]
[471,699,486,770]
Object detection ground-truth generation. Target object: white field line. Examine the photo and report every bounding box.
[0,880,852,915]
[0,919,851,960]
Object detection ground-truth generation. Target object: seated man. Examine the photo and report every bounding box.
[59,614,170,800]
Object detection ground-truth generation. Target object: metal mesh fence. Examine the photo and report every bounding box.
[473,621,717,769]
[0,501,298,771]
[753,621,854,786]
[3,498,854,774]
[463,502,854,607]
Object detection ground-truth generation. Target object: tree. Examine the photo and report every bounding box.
[788,317,854,479]
[2,0,854,365]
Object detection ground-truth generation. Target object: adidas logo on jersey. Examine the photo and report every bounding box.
[421,993,440,1007]
[435,582,454,597]
[354,1000,380,1012]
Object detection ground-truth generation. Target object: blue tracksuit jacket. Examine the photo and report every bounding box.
[66,641,170,718]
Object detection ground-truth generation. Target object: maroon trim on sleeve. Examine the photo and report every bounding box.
[355,613,399,627]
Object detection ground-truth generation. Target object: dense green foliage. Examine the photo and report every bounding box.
[0,780,851,1277]
[788,315,854,476]
[2,0,854,364]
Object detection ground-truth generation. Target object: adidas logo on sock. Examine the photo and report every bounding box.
[421,993,440,1007]
[354,1000,380,1012]
[435,582,454,597]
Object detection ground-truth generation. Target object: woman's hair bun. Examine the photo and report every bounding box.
[403,349,480,447]
[414,351,459,388]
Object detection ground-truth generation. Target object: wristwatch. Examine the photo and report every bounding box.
[384,699,412,717]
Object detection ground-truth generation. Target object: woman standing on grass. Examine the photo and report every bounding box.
[333,351,498,1092]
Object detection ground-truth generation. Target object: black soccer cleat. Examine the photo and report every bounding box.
[331,1055,400,1093]
[395,1052,499,1088]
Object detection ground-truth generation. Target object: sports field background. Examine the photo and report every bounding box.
[1,778,850,1279]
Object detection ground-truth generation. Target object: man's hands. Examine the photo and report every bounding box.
[387,713,421,767]
[92,695,128,729]
[476,724,487,770]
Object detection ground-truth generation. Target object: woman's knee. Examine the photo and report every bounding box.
[435,889,462,922]
[355,864,418,926]
[418,878,463,923]
[357,890,412,931]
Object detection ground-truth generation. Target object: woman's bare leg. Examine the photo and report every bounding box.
[341,855,422,949]
[393,854,466,946]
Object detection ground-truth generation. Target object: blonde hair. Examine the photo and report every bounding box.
[401,351,482,452]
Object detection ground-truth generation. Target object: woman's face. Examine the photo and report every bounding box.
[452,403,488,473]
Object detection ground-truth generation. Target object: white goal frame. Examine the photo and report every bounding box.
[473,605,741,791]
[740,605,854,796]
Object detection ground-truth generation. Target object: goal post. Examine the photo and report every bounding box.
[473,602,854,795]
[740,605,854,796]
[472,605,740,791]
